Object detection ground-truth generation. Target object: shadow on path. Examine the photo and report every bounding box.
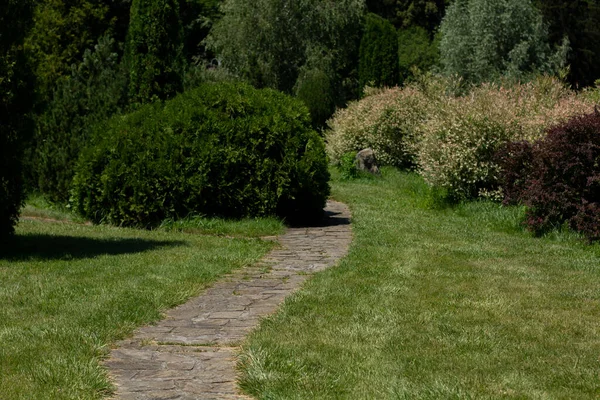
[0,235,185,262]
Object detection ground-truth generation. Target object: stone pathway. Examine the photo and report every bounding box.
[105,200,352,399]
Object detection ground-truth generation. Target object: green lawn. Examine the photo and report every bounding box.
[0,215,280,399]
[239,168,600,399]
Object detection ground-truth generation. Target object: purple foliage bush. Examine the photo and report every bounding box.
[497,111,600,240]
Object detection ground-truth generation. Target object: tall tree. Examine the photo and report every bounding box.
[440,0,568,84]
[1,0,35,237]
[359,13,400,90]
[535,0,600,87]
[125,0,185,104]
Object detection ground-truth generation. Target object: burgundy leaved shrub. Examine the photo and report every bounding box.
[497,111,600,240]
[495,141,534,206]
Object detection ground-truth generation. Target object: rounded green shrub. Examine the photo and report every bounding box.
[72,82,330,227]
[295,68,336,128]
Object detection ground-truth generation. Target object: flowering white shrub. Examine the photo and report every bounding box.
[326,75,594,201]
[417,76,594,200]
[326,86,432,168]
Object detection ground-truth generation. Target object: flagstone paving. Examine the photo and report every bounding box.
[105,200,352,399]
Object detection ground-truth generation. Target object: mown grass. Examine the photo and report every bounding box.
[0,216,277,399]
[239,168,600,399]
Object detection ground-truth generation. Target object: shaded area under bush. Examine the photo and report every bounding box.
[0,234,184,261]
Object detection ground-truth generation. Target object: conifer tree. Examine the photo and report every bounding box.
[125,0,185,104]
[359,13,399,91]
[1,0,35,238]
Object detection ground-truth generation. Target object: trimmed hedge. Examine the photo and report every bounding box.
[497,111,600,241]
[72,82,330,227]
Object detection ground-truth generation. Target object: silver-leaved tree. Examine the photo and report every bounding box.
[440,0,569,84]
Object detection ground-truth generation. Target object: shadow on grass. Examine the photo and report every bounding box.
[287,207,351,228]
[0,234,185,261]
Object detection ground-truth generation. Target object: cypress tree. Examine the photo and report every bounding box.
[359,13,399,92]
[1,0,35,238]
[125,0,185,105]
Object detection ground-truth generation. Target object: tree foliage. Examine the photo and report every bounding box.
[366,0,449,32]
[359,13,399,91]
[125,0,185,105]
[398,26,440,82]
[207,0,365,102]
[535,0,600,87]
[32,36,127,204]
[24,0,124,99]
[440,0,568,84]
[1,0,35,238]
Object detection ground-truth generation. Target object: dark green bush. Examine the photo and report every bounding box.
[398,26,440,83]
[1,0,35,238]
[359,13,399,92]
[295,68,335,129]
[32,35,126,204]
[125,0,185,105]
[72,82,330,227]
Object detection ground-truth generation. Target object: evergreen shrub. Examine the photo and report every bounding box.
[32,36,126,204]
[1,0,34,238]
[295,68,335,128]
[359,13,399,91]
[497,112,600,241]
[125,0,185,105]
[72,82,330,227]
[397,26,440,83]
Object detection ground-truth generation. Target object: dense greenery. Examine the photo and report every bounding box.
[0,0,35,238]
[367,0,449,32]
[295,68,336,128]
[327,75,594,201]
[440,0,568,84]
[125,0,185,105]
[398,26,440,82]
[359,13,400,91]
[72,83,330,227]
[32,36,126,204]
[239,169,600,398]
[207,0,365,103]
[24,0,125,100]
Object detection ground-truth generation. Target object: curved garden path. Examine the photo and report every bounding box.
[105,200,352,399]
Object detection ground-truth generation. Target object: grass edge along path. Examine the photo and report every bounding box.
[0,217,279,399]
[105,200,351,399]
[238,168,600,399]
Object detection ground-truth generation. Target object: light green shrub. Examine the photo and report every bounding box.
[326,86,431,168]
